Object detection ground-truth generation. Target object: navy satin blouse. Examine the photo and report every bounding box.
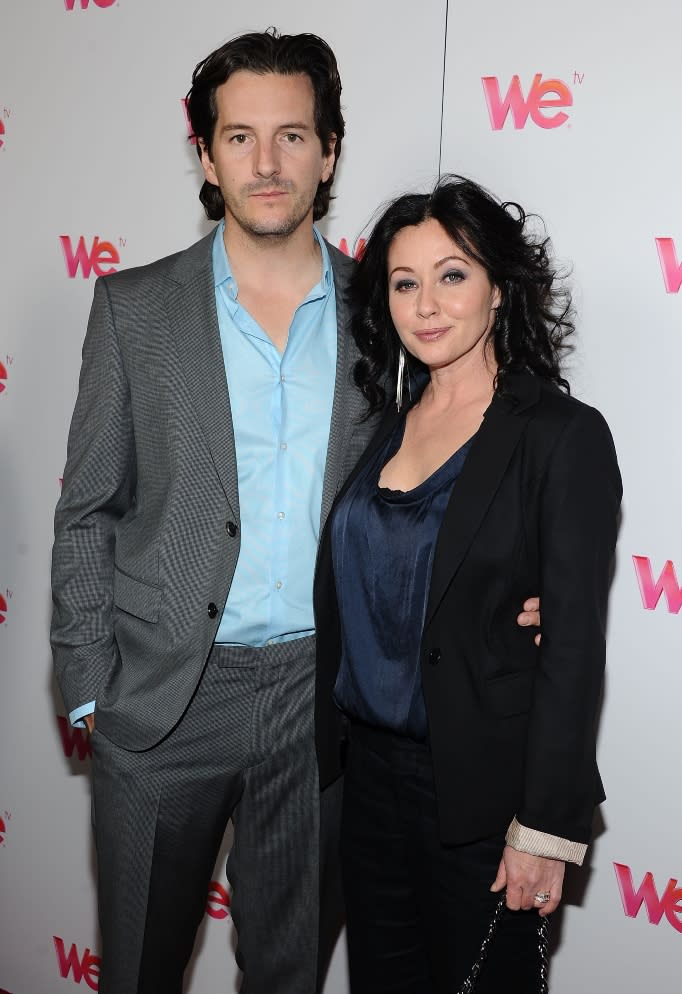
[332,414,473,740]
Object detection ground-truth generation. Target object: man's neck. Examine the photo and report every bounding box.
[223,218,322,291]
[221,217,325,354]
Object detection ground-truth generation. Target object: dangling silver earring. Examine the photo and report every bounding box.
[396,346,406,411]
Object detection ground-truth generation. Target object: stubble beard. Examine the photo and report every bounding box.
[225,185,316,240]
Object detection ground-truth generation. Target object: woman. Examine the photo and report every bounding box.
[314,177,621,993]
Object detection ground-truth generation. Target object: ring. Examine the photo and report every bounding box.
[534,891,551,904]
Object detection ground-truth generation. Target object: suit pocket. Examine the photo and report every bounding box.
[113,567,162,623]
[485,668,535,718]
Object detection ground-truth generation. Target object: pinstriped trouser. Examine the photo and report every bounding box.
[91,635,340,994]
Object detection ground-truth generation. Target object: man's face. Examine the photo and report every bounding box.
[200,71,335,239]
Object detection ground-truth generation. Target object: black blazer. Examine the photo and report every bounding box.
[314,371,622,847]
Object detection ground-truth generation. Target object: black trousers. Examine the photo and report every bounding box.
[341,722,544,994]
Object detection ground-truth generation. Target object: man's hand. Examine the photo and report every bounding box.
[517,596,541,646]
[84,714,95,735]
[490,845,564,916]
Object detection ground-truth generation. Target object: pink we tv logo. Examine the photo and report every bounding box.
[338,237,366,261]
[64,0,115,9]
[0,107,11,149]
[482,73,576,131]
[633,556,682,614]
[206,879,231,920]
[60,236,121,279]
[181,98,197,145]
[615,863,682,933]
[57,715,92,760]
[656,238,682,294]
[54,937,100,989]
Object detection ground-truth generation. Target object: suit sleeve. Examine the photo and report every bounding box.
[51,276,136,716]
[517,404,621,844]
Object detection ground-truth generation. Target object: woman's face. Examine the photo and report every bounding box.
[387,218,501,374]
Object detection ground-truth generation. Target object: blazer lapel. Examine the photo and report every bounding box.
[319,243,367,530]
[333,401,402,513]
[424,380,539,629]
[165,230,240,519]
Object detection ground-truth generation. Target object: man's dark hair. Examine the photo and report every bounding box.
[186,28,345,222]
[351,175,575,415]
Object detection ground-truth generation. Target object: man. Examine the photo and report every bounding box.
[51,28,540,994]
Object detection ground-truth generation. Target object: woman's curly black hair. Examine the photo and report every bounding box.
[351,175,574,416]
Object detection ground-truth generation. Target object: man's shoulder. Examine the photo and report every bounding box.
[101,228,216,295]
[324,237,357,287]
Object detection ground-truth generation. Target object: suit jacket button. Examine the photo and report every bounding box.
[207,602,218,619]
[428,648,441,666]
[226,521,238,537]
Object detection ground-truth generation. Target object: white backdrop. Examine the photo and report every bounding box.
[1,1,680,991]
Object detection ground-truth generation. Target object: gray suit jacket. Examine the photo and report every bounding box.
[51,228,375,751]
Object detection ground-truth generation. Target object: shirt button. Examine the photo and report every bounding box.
[428,648,441,666]
[226,521,238,537]
[280,374,286,383]
[208,602,218,619]
[275,581,283,590]
[277,511,285,520]
[280,442,287,451]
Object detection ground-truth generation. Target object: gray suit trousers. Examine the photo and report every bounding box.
[91,636,337,994]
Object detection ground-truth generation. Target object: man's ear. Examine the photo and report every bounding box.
[198,138,218,185]
[322,134,337,183]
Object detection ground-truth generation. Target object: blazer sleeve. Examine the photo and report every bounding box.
[516,403,621,844]
[51,276,136,716]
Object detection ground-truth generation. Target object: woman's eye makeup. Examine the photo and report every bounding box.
[442,269,466,283]
[393,278,418,291]
[391,267,468,292]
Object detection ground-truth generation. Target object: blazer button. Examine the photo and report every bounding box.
[207,602,218,619]
[428,648,441,666]
[226,521,238,538]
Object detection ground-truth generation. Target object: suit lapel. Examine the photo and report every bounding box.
[333,401,402,513]
[319,243,367,530]
[165,230,240,519]
[423,385,537,629]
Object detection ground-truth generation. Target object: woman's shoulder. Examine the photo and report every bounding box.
[506,371,611,432]
[539,379,606,421]
[530,382,619,484]
[501,373,618,470]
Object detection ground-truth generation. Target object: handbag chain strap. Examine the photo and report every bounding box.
[457,895,551,994]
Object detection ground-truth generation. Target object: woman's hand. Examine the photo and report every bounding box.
[490,845,564,916]
[517,596,542,646]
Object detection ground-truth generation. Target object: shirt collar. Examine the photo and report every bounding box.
[212,220,333,301]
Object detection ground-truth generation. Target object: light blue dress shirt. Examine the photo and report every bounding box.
[68,222,337,725]
[213,221,337,645]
